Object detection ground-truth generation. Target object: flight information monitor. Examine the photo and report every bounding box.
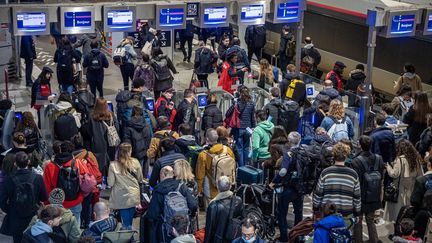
[276,1,300,22]
[424,10,432,35]
[159,8,185,28]
[203,6,228,25]
[427,14,432,32]
[107,10,133,29]
[60,7,95,34]
[390,14,415,35]
[240,4,264,22]
[13,8,50,36]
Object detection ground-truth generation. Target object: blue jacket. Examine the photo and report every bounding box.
[313,215,346,243]
[320,116,355,139]
[369,126,396,163]
[224,45,250,69]
[232,236,266,243]
[226,100,256,129]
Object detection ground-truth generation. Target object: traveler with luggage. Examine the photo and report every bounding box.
[305,127,334,175]
[194,40,217,88]
[394,63,423,93]
[116,38,137,91]
[21,205,63,243]
[279,72,306,107]
[147,166,198,243]
[52,92,81,142]
[196,129,235,204]
[54,38,81,95]
[313,142,361,220]
[232,217,266,243]
[218,49,248,94]
[170,214,197,243]
[276,25,295,74]
[269,131,309,243]
[82,40,109,98]
[180,21,195,63]
[245,25,266,63]
[350,135,385,243]
[320,99,354,142]
[300,37,321,77]
[325,61,346,93]
[252,110,274,167]
[81,202,119,243]
[147,116,180,161]
[174,89,198,132]
[384,139,424,223]
[149,137,186,187]
[403,92,432,145]
[225,86,256,167]
[391,86,414,120]
[151,47,177,99]
[133,53,155,91]
[175,123,200,156]
[31,66,55,127]
[224,37,249,84]
[0,152,48,243]
[312,79,341,107]
[370,113,396,164]
[21,35,37,87]
[204,176,243,243]
[201,93,223,132]
[264,87,299,133]
[43,140,90,225]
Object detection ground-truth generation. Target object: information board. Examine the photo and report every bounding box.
[203,6,228,25]
[60,7,95,34]
[390,14,415,35]
[16,12,47,32]
[107,10,133,29]
[159,8,184,28]
[240,4,264,22]
[423,9,432,35]
[276,2,300,22]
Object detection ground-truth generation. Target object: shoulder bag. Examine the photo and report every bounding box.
[384,158,404,203]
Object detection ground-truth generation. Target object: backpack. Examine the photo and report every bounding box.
[327,117,349,142]
[116,90,133,126]
[134,64,155,89]
[56,159,80,201]
[185,145,205,173]
[87,52,102,71]
[359,155,382,203]
[113,47,127,66]
[208,146,236,186]
[83,151,102,184]
[277,100,299,133]
[328,225,352,243]
[423,174,432,214]
[285,79,305,101]
[141,40,154,56]
[287,145,317,195]
[254,25,266,49]
[57,48,73,71]
[152,58,171,81]
[103,119,121,147]
[163,184,189,236]
[54,112,79,141]
[286,39,296,58]
[12,173,37,217]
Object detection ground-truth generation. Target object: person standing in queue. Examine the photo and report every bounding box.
[82,40,109,98]
[325,61,346,93]
[54,37,81,95]
[218,49,248,94]
[20,35,37,87]
[31,66,55,128]
[194,41,217,89]
[276,25,295,74]
[224,37,249,84]
[150,47,177,99]
[394,63,423,94]
[245,25,266,64]
[118,37,137,91]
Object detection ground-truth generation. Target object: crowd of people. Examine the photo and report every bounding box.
[4,23,430,243]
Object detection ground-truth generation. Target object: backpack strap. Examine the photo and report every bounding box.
[358,156,371,172]
[11,172,36,190]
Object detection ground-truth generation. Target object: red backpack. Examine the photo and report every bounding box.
[82,151,102,184]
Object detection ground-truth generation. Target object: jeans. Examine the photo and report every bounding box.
[180,37,193,60]
[69,203,83,226]
[81,193,93,228]
[277,187,304,242]
[120,63,135,90]
[232,128,251,167]
[88,75,104,97]
[353,211,378,243]
[119,207,135,230]
[25,58,33,85]
[61,84,74,95]
[247,47,262,64]
[197,74,209,88]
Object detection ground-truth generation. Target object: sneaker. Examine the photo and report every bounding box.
[187,58,191,63]
[183,57,187,62]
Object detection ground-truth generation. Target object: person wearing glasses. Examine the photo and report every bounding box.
[232,217,266,243]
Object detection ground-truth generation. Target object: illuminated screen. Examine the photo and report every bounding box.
[64,11,92,30]
[276,2,300,21]
[107,10,133,29]
[427,14,432,32]
[197,94,207,108]
[240,4,264,22]
[204,7,227,25]
[16,12,47,31]
[390,14,415,34]
[146,99,155,112]
[159,8,184,27]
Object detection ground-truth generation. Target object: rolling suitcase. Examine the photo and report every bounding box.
[237,165,264,185]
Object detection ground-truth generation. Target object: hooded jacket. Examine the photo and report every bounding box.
[72,90,95,116]
[306,134,334,170]
[300,44,321,66]
[73,33,99,56]
[147,178,197,243]
[82,49,109,78]
[53,101,82,128]
[22,220,54,243]
[123,116,152,160]
[175,135,198,154]
[202,103,223,131]
[313,88,341,107]
[346,69,366,92]
[82,217,118,243]
[263,98,285,126]
[147,129,180,160]
[171,234,197,243]
[151,54,177,92]
[313,215,346,243]
[370,126,396,163]
[252,120,274,160]
[194,47,216,74]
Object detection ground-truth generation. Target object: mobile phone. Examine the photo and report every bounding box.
[146,98,155,112]
[15,111,23,121]
[107,101,113,112]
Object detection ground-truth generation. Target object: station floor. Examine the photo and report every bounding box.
[0,35,397,243]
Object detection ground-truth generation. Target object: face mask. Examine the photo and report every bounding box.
[242,236,255,243]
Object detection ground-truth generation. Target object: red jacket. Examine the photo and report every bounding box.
[43,157,89,208]
[326,70,343,91]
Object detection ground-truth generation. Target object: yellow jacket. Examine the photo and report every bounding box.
[146,129,180,160]
[196,144,235,199]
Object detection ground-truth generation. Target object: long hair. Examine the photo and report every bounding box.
[92,98,112,121]
[16,111,37,131]
[259,59,274,84]
[413,92,432,124]
[396,139,422,173]
[328,99,345,120]
[117,143,134,175]
[174,159,194,182]
[239,86,252,103]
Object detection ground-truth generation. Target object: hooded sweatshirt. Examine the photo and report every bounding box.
[83,49,109,77]
[54,101,81,128]
[31,220,53,237]
[124,116,152,160]
[171,234,197,243]
[252,120,274,160]
[313,215,346,243]
[175,135,198,154]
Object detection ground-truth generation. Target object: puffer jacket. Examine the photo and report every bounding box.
[22,220,54,243]
[194,47,216,74]
[123,116,152,161]
[313,88,341,106]
[81,217,118,243]
[175,135,198,154]
[252,121,274,160]
[313,214,346,243]
[202,103,223,131]
[225,100,256,129]
[151,54,177,92]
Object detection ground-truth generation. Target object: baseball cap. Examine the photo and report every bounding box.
[334,61,346,68]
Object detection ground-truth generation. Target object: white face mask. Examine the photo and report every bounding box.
[242,235,256,243]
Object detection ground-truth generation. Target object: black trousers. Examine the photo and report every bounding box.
[120,63,135,90]
[181,37,193,60]
[87,75,104,98]
[81,192,93,228]
[197,74,209,88]
[247,47,262,63]
[25,58,33,85]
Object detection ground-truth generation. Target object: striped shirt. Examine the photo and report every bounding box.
[313,165,361,216]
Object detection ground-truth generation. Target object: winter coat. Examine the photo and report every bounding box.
[151,54,177,92]
[123,116,152,161]
[2,147,41,176]
[196,144,235,199]
[31,78,51,109]
[194,47,216,75]
[252,121,274,160]
[72,149,102,185]
[121,43,137,65]
[313,88,341,107]
[411,171,432,211]
[417,127,432,157]
[346,69,366,107]
[218,44,229,61]
[202,103,223,131]
[73,33,99,56]
[43,153,89,208]
[350,151,385,213]
[313,215,346,243]
[370,126,396,163]
[394,73,423,93]
[133,62,155,91]
[300,44,321,66]
[72,90,95,116]
[263,98,287,126]
[384,155,423,222]
[174,99,197,131]
[403,107,427,145]
[320,115,355,139]
[204,191,243,243]
[17,126,39,152]
[175,135,198,154]
[147,178,198,243]
[218,61,239,94]
[149,151,186,187]
[147,129,180,160]
[325,70,343,92]
[22,220,54,243]
[20,36,36,60]
[0,169,47,236]
[171,234,197,243]
[90,116,116,171]
[225,100,256,129]
[107,159,143,209]
[224,45,249,69]
[82,49,109,80]
[306,134,334,170]
[81,217,118,243]
[53,101,82,128]
[278,32,294,58]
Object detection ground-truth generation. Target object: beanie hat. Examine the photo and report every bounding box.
[49,188,65,205]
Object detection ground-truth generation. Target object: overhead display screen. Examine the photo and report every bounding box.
[16,12,47,32]
[240,4,264,22]
[159,8,185,27]
[203,7,228,25]
[426,13,432,32]
[276,2,300,22]
[107,10,133,29]
[390,14,415,35]
[64,11,92,30]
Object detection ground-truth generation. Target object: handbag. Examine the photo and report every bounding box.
[384,158,404,203]
[189,71,201,90]
[128,169,151,216]
[224,103,241,128]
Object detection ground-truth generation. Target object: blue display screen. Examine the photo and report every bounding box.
[390,14,415,34]
[107,10,133,29]
[307,86,314,96]
[64,11,92,30]
[146,99,155,112]
[15,112,23,121]
[276,2,300,22]
[197,94,207,108]
[16,12,47,32]
[159,8,184,27]
[427,14,432,32]
[240,4,264,22]
[204,7,228,25]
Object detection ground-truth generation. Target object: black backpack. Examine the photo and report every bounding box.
[152,58,171,81]
[56,159,80,201]
[359,155,382,204]
[277,100,300,133]
[57,49,73,72]
[287,145,317,195]
[54,111,79,141]
[12,173,38,218]
[254,25,266,49]
[423,174,432,214]
[87,52,102,71]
